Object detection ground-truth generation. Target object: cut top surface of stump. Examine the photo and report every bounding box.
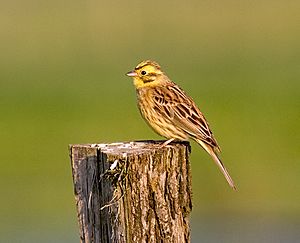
[70,140,191,156]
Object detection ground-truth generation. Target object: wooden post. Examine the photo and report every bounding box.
[69,141,192,243]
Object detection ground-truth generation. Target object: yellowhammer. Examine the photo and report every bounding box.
[126,60,236,190]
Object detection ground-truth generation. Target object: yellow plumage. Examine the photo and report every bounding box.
[126,60,236,190]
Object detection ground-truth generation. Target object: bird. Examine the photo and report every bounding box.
[126,60,236,190]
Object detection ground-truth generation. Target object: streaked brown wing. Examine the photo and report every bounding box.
[151,85,220,150]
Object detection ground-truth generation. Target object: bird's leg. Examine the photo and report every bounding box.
[160,138,175,148]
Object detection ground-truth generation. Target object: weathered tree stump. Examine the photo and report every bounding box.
[69,141,192,243]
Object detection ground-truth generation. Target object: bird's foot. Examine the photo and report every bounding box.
[159,138,175,148]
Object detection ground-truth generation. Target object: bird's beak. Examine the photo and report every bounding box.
[126,70,137,77]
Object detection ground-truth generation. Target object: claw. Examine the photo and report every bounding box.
[159,138,175,148]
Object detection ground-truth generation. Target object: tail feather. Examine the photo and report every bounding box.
[196,139,236,190]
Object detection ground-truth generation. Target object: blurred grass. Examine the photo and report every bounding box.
[0,0,300,241]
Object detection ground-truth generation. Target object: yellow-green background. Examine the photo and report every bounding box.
[1,1,299,242]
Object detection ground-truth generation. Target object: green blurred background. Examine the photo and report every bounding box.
[1,0,299,242]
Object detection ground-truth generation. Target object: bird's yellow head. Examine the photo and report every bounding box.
[126,60,164,89]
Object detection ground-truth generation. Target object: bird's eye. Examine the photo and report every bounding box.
[141,70,147,75]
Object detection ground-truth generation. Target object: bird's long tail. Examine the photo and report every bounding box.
[196,139,236,190]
